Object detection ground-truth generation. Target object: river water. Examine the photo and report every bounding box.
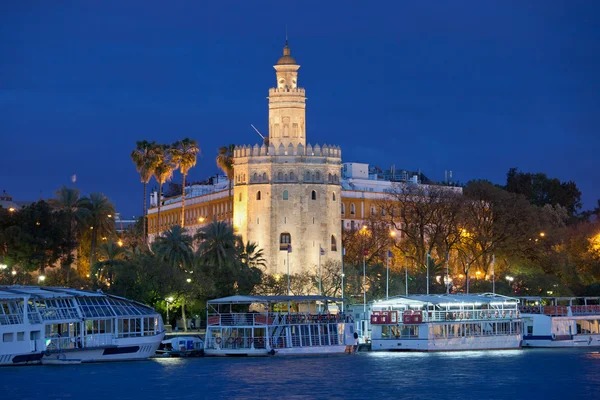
[2,349,599,399]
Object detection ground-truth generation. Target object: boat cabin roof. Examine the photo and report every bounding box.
[373,293,519,308]
[207,295,344,305]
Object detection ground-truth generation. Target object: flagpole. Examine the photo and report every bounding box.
[318,246,322,296]
[287,245,291,296]
[426,252,430,295]
[492,254,496,294]
[363,250,367,313]
[386,250,390,299]
[341,247,345,312]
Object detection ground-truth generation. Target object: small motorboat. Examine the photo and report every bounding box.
[156,336,204,357]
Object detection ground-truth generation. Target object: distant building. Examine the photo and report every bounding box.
[147,42,462,275]
[0,190,35,211]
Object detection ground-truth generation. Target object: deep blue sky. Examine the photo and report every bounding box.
[1,1,599,218]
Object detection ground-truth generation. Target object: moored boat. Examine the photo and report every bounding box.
[369,293,522,352]
[0,286,166,365]
[156,335,204,357]
[520,297,600,348]
[203,295,356,356]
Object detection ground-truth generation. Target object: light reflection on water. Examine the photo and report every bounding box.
[1,349,599,400]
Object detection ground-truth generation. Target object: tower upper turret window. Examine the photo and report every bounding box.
[283,190,289,200]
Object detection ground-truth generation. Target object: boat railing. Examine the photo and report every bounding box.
[46,336,78,351]
[0,314,24,325]
[205,332,344,350]
[205,335,269,350]
[373,309,520,325]
[85,333,114,347]
[207,312,354,327]
[571,305,600,315]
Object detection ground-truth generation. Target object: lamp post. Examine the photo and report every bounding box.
[426,253,431,295]
[166,297,174,324]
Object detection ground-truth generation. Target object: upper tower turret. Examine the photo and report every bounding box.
[268,41,306,149]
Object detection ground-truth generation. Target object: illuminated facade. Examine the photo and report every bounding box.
[146,42,461,273]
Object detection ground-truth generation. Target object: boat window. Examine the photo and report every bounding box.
[2,333,13,342]
[17,332,25,341]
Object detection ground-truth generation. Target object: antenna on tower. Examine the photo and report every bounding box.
[285,25,288,45]
[250,124,265,140]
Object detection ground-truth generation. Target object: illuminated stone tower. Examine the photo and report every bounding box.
[268,41,307,149]
[233,41,342,278]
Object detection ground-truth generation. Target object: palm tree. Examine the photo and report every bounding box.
[152,144,176,234]
[80,193,116,270]
[153,225,194,332]
[216,144,235,223]
[170,138,200,228]
[195,219,239,268]
[94,238,126,286]
[131,140,159,242]
[239,241,267,269]
[47,185,87,270]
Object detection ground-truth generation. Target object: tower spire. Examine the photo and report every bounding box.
[285,25,288,46]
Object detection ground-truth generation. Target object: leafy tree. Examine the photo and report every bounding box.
[2,201,64,274]
[94,238,126,286]
[506,168,582,217]
[131,140,159,242]
[170,138,200,228]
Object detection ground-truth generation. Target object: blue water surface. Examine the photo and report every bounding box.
[1,349,599,400]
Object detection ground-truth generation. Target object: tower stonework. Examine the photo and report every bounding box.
[268,42,307,150]
[233,42,342,277]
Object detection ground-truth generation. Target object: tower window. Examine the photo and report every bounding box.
[280,232,291,251]
[256,191,261,200]
[311,190,317,200]
[283,190,288,200]
[316,171,321,181]
[331,235,337,252]
[239,193,242,202]
[332,192,336,201]
[341,203,345,214]
[351,203,355,215]
[262,172,268,181]
[278,172,283,181]
[253,172,257,181]
[371,207,376,216]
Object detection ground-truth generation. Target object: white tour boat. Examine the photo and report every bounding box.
[520,297,600,348]
[369,293,522,352]
[0,286,166,365]
[204,295,356,356]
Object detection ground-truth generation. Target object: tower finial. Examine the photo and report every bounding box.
[285,25,288,46]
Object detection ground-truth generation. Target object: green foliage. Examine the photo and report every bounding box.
[506,167,582,217]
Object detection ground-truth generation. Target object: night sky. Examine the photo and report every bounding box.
[1,1,599,218]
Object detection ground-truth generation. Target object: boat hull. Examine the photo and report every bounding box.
[372,335,522,352]
[522,334,600,348]
[42,333,165,363]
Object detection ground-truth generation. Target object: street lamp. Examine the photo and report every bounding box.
[506,276,514,283]
[38,275,46,283]
[0,263,7,270]
[166,297,174,323]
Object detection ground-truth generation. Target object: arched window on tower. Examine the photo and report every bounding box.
[305,171,311,181]
[290,171,295,181]
[332,192,336,201]
[331,235,337,252]
[341,203,345,215]
[239,193,242,202]
[328,173,333,183]
[278,172,283,181]
[262,172,268,181]
[371,206,376,216]
[311,190,317,200]
[256,191,261,200]
[253,172,257,182]
[280,232,291,251]
[316,171,321,181]
[283,190,288,200]
[351,203,355,215]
